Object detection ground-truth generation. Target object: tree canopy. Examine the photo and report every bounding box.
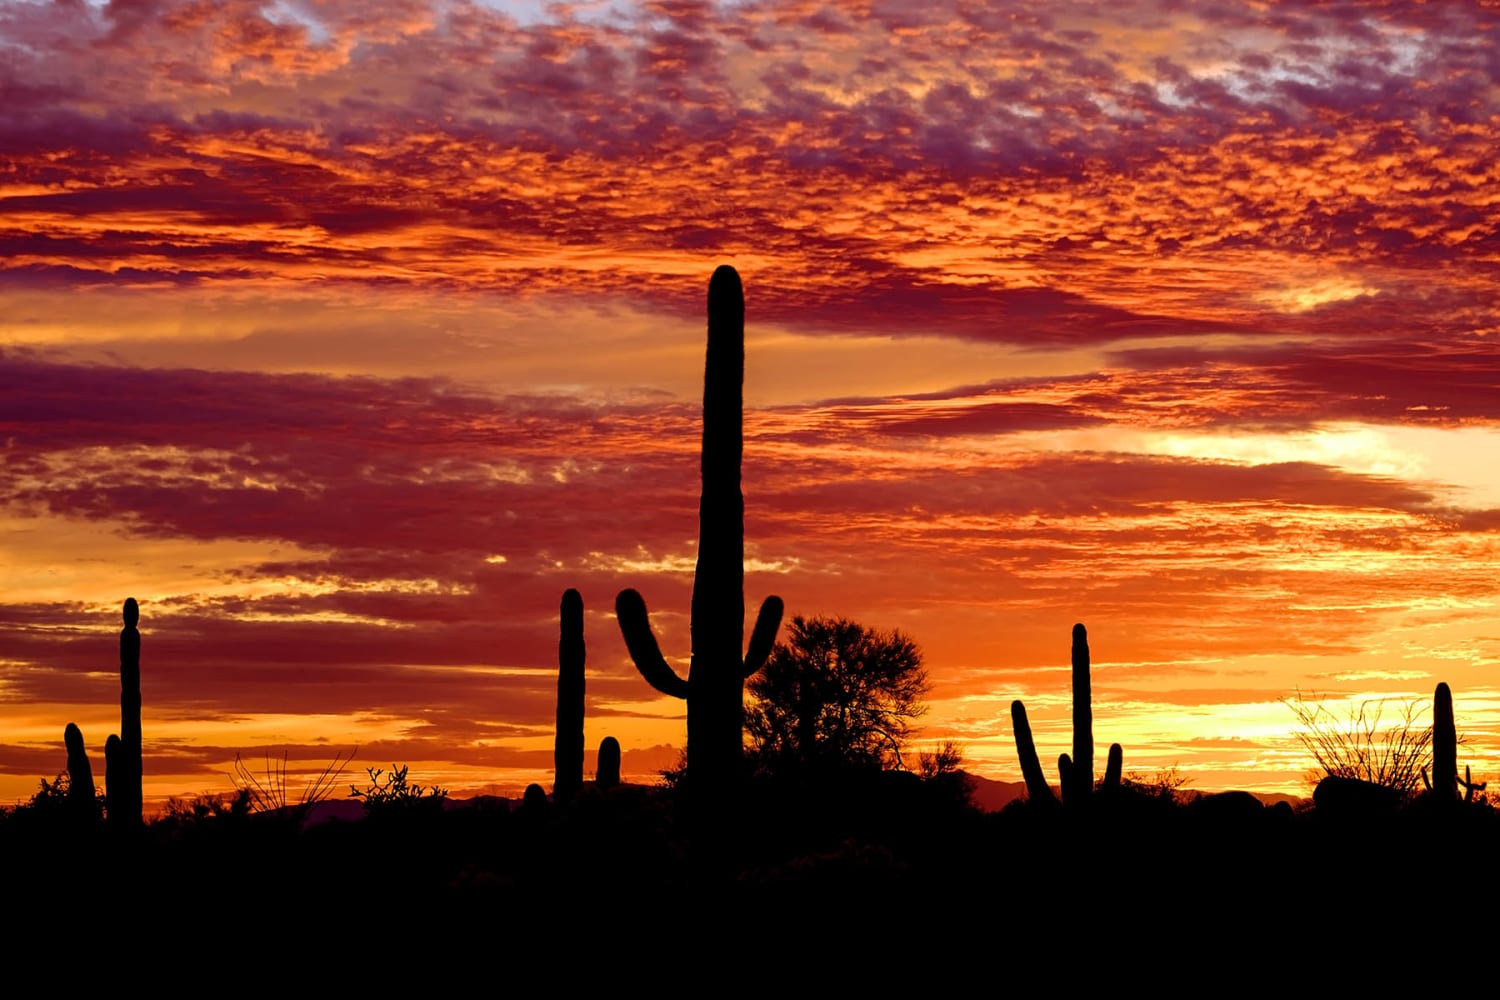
[745,615,929,777]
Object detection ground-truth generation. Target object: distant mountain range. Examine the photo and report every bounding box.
[962,772,1305,812]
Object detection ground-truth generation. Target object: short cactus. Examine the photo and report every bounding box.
[554,589,586,801]
[64,722,95,816]
[522,782,548,810]
[1426,682,1486,804]
[597,736,621,789]
[616,266,783,791]
[1012,622,1122,806]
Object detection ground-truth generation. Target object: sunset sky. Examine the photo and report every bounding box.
[3,0,1498,808]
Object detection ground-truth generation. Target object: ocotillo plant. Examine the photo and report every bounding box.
[597,735,621,789]
[108,598,143,828]
[64,722,95,815]
[554,589,586,801]
[616,265,783,791]
[1011,622,1122,807]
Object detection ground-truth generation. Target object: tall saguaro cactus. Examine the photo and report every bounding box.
[108,598,143,828]
[616,265,784,791]
[554,589,586,801]
[1012,622,1121,807]
[1059,623,1094,805]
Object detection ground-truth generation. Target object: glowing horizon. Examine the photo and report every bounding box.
[3,0,1498,808]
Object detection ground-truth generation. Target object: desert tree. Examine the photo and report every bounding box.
[745,615,929,778]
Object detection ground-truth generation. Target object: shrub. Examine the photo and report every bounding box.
[350,765,448,813]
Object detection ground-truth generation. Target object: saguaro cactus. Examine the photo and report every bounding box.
[108,598,143,828]
[554,589,586,801]
[64,722,95,816]
[597,736,621,789]
[1058,623,1094,805]
[1011,622,1121,806]
[616,265,784,791]
[1432,681,1457,803]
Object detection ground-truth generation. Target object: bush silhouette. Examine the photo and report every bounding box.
[745,615,929,778]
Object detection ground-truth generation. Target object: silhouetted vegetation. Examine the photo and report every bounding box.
[109,597,143,829]
[6,266,1496,958]
[596,735,621,789]
[350,764,448,815]
[1285,688,1433,800]
[554,588,586,801]
[231,748,354,818]
[615,265,784,795]
[745,615,930,780]
[1011,623,1122,807]
[63,722,97,821]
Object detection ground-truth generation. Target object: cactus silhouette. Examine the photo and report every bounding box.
[523,782,548,810]
[104,734,121,826]
[1010,700,1056,805]
[107,598,142,828]
[1432,681,1457,802]
[1426,682,1486,804]
[616,265,783,791]
[597,735,621,789]
[64,722,95,816]
[1012,623,1121,806]
[554,589,586,801]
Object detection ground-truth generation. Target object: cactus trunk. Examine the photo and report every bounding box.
[110,598,143,828]
[554,589,586,801]
[1433,681,1457,803]
[1062,623,1092,805]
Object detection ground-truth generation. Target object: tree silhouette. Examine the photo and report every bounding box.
[745,616,928,778]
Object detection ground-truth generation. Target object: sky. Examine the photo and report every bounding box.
[2,0,1498,808]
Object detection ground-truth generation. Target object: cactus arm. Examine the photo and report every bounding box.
[616,589,690,699]
[1058,753,1078,806]
[742,595,784,679]
[1103,742,1122,791]
[1011,700,1057,804]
